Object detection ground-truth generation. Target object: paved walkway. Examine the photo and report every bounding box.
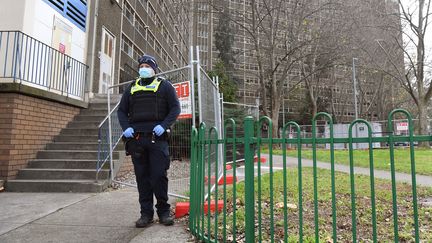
[0,188,192,243]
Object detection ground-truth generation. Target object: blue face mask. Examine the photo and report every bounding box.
[139,67,155,78]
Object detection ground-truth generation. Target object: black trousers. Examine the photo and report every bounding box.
[131,136,171,218]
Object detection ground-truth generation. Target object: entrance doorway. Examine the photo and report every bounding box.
[99,27,115,94]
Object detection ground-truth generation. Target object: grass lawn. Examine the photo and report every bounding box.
[264,148,432,176]
[205,168,432,242]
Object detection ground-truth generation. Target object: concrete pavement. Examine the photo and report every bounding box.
[0,188,192,243]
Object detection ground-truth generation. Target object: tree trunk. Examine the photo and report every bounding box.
[417,101,430,147]
[417,102,429,134]
[271,98,281,138]
[308,85,318,119]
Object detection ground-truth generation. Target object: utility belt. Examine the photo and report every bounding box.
[134,131,169,142]
[122,130,170,157]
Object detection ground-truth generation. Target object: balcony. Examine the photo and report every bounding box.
[0,31,88,102]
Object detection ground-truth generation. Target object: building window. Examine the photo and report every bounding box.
[148,4,156,21]
[147,31,155,49]
[122,35,133,58]
[155,41,162,56]
[135,16,147,38]
[138,0,148,9]
[134,46,143,62]
[123,2,134,25]
[43,0,88,31]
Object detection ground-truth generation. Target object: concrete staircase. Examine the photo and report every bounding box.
[6,95,122,192]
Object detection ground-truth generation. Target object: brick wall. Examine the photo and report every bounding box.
[0,93,80,180]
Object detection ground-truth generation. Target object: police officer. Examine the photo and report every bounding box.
[117,54,180,228]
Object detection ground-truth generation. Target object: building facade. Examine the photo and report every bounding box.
[118,0,191,88]
[0,0,192,182]
[195,0,403,125]
[0,0,89,180]
[87,0,191,95]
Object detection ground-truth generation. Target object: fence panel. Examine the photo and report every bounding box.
[189,109,431,242]
[198,66,223,202]
[162,67,194,196]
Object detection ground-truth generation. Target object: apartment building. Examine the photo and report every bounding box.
[87,0,191,94]
[117,0,191,87]
[195,0,403,124]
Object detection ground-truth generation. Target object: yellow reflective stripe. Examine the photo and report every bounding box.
[130,78,162,94]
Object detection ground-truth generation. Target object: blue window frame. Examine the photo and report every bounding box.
[43,0,87,31]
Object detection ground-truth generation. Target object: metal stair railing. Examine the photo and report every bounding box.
[96,100,122,181]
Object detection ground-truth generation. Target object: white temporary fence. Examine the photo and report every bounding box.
[195,46,224,201]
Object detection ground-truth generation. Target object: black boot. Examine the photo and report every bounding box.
[135,215,153,228]
[158,214,174,226]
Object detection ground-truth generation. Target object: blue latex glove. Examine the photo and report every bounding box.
[153,125,165,136]
[123,127,134,138]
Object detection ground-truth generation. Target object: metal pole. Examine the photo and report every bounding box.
[196,46,203,124]
[221,93,225,124]
[244,116,255,242]
[213,76,218,125]
[243,0,246,105]
[107,86,114,181]
[352,57,359,148]
[88,0,100,96]
[282,87,285,126]
[215,76,224,177]
[216,76,222,136]
[190,46,196,127]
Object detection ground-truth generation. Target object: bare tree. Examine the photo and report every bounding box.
[209,0,335,135]
[329,0,401,122]
[372,0,432,136]
[298,0,349,119]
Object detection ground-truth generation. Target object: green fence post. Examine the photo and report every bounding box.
[224,118,237,242]
[198,123,206,240]
[282,122,302,243]
[244,116,255,243]
[387,111,399,242]
[312,112,335,242]
[189,128,198,232]
[388,109,419,243]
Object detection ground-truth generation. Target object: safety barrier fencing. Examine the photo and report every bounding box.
[0,30,87,100]
[189,109,432,242]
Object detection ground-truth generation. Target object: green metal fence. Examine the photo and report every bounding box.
[188,109,432,242]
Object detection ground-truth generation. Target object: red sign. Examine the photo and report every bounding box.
[396,122,408,131]
[59,43,66,54]
[174,82,190,98]
[173,81,192,119]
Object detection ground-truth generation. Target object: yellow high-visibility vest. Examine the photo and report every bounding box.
[130,78,162,95]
